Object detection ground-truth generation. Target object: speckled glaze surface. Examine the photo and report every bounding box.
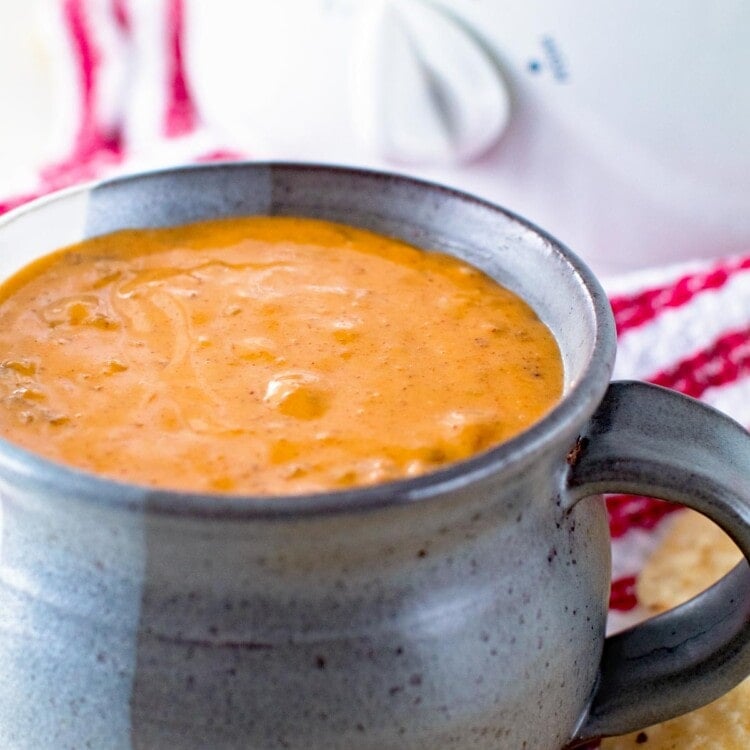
[0,164,748,750]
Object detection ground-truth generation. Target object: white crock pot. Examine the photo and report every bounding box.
[185,0,750,274]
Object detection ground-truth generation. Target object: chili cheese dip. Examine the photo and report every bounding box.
[0,217,562,495]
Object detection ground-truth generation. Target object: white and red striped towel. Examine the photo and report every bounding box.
[3,0,749,634]
[0,0,242,212]
[606,258,750,631]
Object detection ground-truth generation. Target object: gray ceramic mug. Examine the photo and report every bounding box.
[0,164,749,750]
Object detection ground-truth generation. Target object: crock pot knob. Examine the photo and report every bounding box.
[351,0,511,165]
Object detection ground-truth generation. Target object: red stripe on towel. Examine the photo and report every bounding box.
[611,257,750,336]
[650,327,750,399]
[0,191,45,216]
[165,0,197,137]
[1,0,123,214]
[195,148,246,162]
[42,0,123,182]
[607,495,683,539]
[112,0,131,32]
[609,575,638,611]
[61,0,121,158]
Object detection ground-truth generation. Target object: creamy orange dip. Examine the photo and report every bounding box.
[0,217,562,495]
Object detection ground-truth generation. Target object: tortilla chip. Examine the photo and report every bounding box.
[601,678,750,749]
[637,509,742,613]
[602,510,747,749]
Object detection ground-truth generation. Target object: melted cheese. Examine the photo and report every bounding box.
[0,216,562,495]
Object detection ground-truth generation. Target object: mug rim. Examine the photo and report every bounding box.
[0,162,616,518]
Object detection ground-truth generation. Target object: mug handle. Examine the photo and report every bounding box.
[564,380,750,747]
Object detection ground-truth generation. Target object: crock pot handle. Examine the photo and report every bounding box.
[564,380,750,747]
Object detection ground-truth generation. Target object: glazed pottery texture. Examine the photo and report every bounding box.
[0,165,748,750]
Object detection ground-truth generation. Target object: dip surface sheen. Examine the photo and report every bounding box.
[0,216,562,495]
